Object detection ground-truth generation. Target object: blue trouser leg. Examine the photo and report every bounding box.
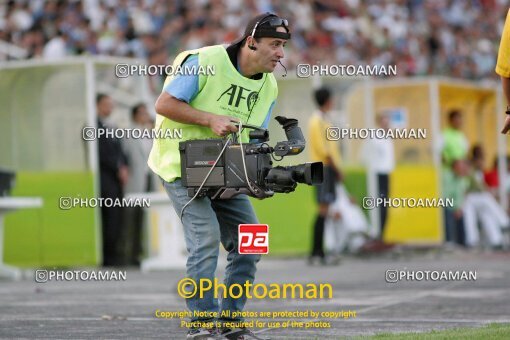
[211,196,261,320]
[162,179,260,323]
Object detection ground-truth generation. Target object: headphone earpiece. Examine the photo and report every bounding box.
[248,44,257,51]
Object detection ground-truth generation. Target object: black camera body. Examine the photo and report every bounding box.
[179,116,323,199]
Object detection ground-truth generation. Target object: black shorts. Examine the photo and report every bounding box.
[315,165,337,204]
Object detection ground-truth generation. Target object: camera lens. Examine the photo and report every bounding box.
[288,162,323,185]
[265,162,323,193]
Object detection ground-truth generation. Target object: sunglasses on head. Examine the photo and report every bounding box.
[260,17,289,28]
[250,16,289,39]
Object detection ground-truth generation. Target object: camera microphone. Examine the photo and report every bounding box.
[278,60,287,77]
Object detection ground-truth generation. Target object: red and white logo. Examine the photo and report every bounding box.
[238,224,269,254]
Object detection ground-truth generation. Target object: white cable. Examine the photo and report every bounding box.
[237,121,257,195]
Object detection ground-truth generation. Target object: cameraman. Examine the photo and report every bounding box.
[148,13,290,339]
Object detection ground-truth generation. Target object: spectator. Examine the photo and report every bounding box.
[463,145,508,249]
[122,103,155,266]
[441,109,469,167]
[42,30,69,59]
[442,159,468,246]
[484,156,500,197]
[485,155,510,211]
[361,112,395,241]
[0,1,507,81]
[96,93,129,267]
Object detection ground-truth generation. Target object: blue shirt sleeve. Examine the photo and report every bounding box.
[261,101,275,129]
[163,55,199,103]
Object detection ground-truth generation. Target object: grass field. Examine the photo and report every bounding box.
[360,323,510,339]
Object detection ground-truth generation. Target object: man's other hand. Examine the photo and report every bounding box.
[208,115,239,136]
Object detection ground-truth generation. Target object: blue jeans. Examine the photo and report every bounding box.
[162,179,261,322]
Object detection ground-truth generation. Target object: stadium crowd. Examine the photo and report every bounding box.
[0,0,507,82]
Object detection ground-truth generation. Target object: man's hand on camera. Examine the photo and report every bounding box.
[501,115,510,134]
[208,115,239,136]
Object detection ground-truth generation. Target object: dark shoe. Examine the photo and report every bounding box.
[491,244,504,252]
[307,255,325,266]
[220,327,269,340]
[187,327,218,339]
[324,254,341,266]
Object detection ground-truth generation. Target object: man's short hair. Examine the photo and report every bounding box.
[314,87,331,108]
[471,144,484,160]
[131,103,145,120]
[448,109,462,121]
[376,111,390,122]
[96,93,108,105]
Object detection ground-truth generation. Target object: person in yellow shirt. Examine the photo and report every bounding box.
[308,87,342,265]
[496,9,510,134]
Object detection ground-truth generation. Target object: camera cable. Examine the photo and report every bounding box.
[237,120,258,195]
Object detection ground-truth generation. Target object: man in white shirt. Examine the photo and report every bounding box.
[43,31,68,60]
[362,113,395,240]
